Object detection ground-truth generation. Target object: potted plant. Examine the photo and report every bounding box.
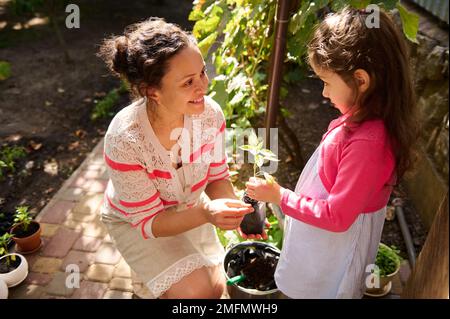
[239,132,279,235]
[223,241,282,299]
[10,206,42,254]
[0,233,28,288]
[0,278,7,299]
[365,242,402,297]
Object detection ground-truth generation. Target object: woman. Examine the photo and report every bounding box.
[98,17,253,299]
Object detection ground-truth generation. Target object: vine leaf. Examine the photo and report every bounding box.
[396,3,419,44]
[198,31,218,57]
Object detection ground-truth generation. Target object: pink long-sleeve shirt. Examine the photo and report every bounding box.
[280,114,396,232]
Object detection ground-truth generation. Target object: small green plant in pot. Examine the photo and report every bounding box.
[0,233,17,272]
[10,206,42,254]
[0,233,29,288]
[365,242,402,297]
[239,132,279,236]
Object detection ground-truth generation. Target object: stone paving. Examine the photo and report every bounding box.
[8,140,134,299]
[6,139,411,299]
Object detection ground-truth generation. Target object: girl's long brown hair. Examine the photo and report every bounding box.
[308,6,419,181]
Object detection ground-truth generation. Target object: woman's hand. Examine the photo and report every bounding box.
[237,219,271,240]
[203,198,254,230]
[245,177,283,205]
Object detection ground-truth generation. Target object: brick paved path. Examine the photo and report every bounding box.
[8,139,134,299]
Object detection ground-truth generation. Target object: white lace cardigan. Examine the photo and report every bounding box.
[102,96,229,239]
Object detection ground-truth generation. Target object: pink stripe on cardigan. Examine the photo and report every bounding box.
[161,198,179,206]
[191,165,229,192]
[118,191,160,208]
[107,195,162,217]
[131,212,164,239]
[208,166,228,178]
[104,153,172,180]
[210,158,226,167]
[104,153,143,172]
[147,170,172,180]
[190,121,226,163]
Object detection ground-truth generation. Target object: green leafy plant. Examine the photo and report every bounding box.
[191,0,278,128]
[0,145,26,180]
[0,61,11,81]
[375,243,402,276]
[13,206,33,233]
[216,226,244,249]
[0,233,16,267]
[266,213,283,249]
[239,131,279,183]
[90,82,128,121]
[90,89,119,121]
[190,0,419,128]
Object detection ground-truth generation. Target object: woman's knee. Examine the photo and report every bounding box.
[211,265,226,298]
[161,283,218,299]
[161,266,225,299]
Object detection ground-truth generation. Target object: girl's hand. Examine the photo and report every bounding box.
[245,177,282,205]
[237,219,271,240]
[203,198,254,230]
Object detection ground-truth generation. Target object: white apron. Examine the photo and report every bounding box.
[274,146,386,298]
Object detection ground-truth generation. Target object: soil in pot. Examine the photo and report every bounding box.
[0,256,21,274]
[11,222,39,238]
[226,245,279,291]
[240,193,266,235]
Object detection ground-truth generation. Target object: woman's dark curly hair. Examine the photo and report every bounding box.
[98,17,197,98]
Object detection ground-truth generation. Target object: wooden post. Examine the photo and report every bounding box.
[401,192,449,298]
[264,0,290,148]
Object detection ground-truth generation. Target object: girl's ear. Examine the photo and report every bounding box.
[354,69,370,93]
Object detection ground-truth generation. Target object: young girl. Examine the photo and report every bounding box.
[98,18,253,299]
[245,7,418,298]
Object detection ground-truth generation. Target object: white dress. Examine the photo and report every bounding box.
[100,96,227,298]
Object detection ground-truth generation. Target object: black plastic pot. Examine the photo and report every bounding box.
[240,194,266,235]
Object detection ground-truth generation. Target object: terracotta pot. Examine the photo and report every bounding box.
[0,253,28,288]
[10,221,42,253]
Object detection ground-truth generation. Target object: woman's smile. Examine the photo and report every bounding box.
[189,96,205,104]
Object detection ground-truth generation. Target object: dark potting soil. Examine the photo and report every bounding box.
[240,257,278,290]
[240,194,266,235]
[0,255,21,274]
[11,222,39,238]
[226,245,279,291]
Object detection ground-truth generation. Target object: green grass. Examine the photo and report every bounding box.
[0,145,26,180]
[0,61,11,81]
